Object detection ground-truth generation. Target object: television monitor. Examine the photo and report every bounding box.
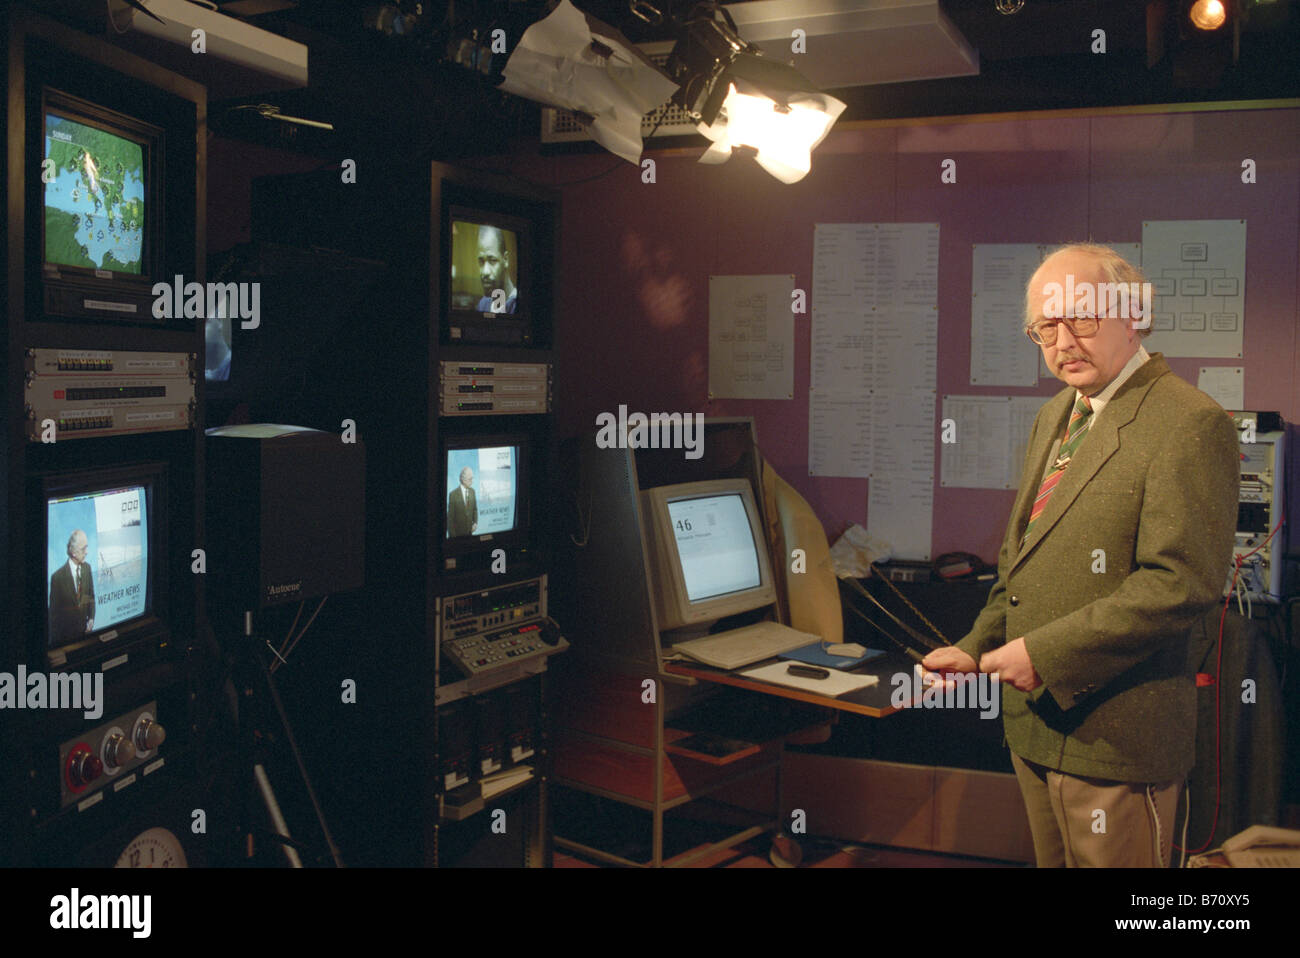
[39,463,168,667]
[639,478,777,634]
[443,205,533,346]
[39,87,164,322]
[441,435,531,570]
[204,287,233,384]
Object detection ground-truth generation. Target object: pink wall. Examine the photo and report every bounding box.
[509,107,1300,563]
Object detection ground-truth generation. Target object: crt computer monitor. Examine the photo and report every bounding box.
[639,478,777,636]
[441,435,531,570]
[39,87,164,322]
[41,462,167,665]
[443,205,533,345]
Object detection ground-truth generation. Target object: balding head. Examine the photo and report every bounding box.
[66,529,89,564]
[1027,243,1146,395]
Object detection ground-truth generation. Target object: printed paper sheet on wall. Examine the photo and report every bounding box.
[940,395,1049,489]
[708,274,795,399]
[810,222,939,559]
[1140,220,1245,358]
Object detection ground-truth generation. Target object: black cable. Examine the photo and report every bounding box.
[841,594,924,664]
[841,576,943,651]
[551,157,628,188]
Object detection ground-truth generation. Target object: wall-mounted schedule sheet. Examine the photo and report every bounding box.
[810,222,939,559]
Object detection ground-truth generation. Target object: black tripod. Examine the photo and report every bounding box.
[224,608,345,868]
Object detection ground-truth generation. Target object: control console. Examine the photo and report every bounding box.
[436,576,567,701]
[58,701,167,810]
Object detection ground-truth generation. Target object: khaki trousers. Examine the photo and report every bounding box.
[1011,752,1181,868]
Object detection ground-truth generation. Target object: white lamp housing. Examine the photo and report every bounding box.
[696,84,845,183]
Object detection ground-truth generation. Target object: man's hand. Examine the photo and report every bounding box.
[921,646,977,673]
[980,636,1041,691]
[921,646,978,692]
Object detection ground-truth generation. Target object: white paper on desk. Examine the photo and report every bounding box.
[499,0,677,164]
[829,522,891,579]
[740,661,879,697]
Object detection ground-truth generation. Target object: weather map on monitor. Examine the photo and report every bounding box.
[47,485,149,649]
[445,446,518,539]
[44,112,145,275]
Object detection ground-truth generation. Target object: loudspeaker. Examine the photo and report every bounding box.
[206,425,365,607]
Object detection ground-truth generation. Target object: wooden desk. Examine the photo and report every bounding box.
[552,652,917,866]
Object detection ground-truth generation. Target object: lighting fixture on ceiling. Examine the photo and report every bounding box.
[497,0,679,163]
[1188,0,1229,31]
[662,3,845,183]
[1167,0,1238,87]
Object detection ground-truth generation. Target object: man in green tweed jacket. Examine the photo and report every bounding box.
[924,244,1239,867]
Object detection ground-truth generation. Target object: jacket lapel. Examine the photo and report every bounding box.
[1010,354,1170,572]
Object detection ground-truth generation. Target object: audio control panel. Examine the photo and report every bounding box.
[444,620,560,677]
[438,361,551,416]
[441,578,546,637]
[24,348,196,441]
[436,576,567,693]
[58,701,167,810]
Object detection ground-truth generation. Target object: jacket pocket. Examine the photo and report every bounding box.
[1086,477,1137,497]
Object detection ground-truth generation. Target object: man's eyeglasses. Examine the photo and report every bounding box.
[1026,315,1101,346]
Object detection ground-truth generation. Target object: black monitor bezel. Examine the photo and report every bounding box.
[441,204,534,347]
[36,86,166,323]
[35,461,170,670]
[439,432,533,568]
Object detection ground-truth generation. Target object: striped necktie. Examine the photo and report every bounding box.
[1022,395,1093,546]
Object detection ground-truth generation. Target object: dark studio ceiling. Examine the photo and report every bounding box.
[35,0,1300,162]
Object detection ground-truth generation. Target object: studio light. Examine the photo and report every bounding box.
[1188,0,1229,31]
[667,6,845,183]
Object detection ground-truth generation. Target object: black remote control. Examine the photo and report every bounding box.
[787,664,830,679]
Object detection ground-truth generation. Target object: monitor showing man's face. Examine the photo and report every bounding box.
[68,529,89,564]
[478,227,510,298]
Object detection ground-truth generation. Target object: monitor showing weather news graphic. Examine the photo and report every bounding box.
[449,219,519,314]
[445,446,518,539]
[44,112,145,275]
[47,485,149,649]
[668,494,762,602]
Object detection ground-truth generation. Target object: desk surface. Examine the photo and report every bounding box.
[664,651,917,718]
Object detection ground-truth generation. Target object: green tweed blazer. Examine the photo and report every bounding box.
[956,354,1239,782]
